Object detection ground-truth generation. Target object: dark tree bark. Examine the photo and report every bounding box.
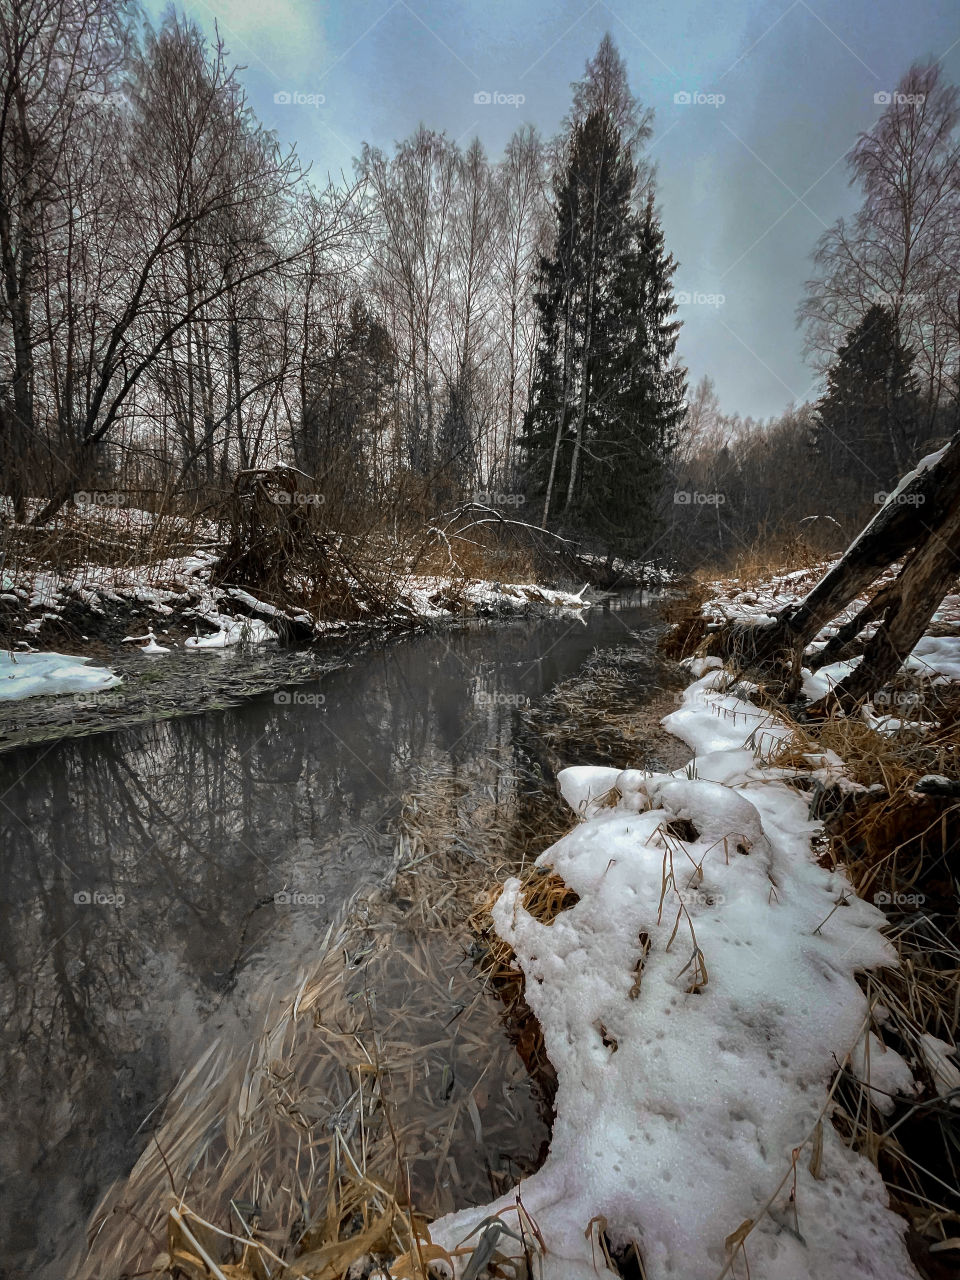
[708,433,960,675]
[806,581,898,671]
[704,433,960,712]
[825,500,960,709]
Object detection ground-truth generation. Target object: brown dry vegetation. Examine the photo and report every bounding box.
[76,642,681,1280]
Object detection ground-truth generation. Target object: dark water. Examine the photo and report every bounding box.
[0,597,663,1280]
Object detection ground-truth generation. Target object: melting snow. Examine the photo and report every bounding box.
[430,668,920,1280]
[0,652,121,701]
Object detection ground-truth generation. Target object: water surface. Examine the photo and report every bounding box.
[0,598,666,1279]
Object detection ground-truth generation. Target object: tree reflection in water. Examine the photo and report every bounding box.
[0,599,657,1279]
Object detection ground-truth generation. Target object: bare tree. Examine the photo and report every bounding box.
[801,61,960,440]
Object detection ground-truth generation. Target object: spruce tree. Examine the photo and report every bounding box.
[814,303,920,499]
[519,35,686,557]
[584,191,685,556]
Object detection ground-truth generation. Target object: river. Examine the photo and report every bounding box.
[0,595,668,1280]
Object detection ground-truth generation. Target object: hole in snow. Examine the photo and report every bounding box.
[665,816,699,842]
[602,1233,646,1280]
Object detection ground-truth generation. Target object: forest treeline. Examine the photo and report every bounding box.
[2,2,959,572]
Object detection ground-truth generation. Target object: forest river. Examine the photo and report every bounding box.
[0,595,669,1280]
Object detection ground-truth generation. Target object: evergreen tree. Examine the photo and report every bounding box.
[298,296,396,493]
[814,303,920,498]
[519,35,685,556]
[583,191,685,556]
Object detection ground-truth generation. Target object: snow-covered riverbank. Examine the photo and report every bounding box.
[429,658,931,1280]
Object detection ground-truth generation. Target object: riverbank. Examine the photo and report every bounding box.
[1,498,667,661]
[28,563,960,1280]
[0,503,613,750]
[430,570,960,1280]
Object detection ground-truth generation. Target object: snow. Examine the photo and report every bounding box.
[122,630,171,654]
[904,634,960,682]
[663,668,795,759]
[799,635,960,704]
[0,652,121,701]
[800,661,855,703]
[919,1034,960,1101]
[881,443,948,508]
[430,663,920,1280]
[398,576,591,619]
[184,616,277,649]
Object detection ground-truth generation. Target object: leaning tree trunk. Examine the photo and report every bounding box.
[823,498,960,710]
[707,433,960,676]
[806,580,899,671]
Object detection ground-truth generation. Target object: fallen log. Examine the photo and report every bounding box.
[706,433,960,707]
[822,498,960,710]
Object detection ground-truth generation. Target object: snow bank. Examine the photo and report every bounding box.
[0,652,121,701]
[184,616,277,649]
[799,634,960,703]
[430,668,919,1280]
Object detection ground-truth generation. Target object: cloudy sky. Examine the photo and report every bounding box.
[141,0,960,421]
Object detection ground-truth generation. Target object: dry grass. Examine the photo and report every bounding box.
[75,638,677,1280]
[527,646,689,772]
[714,519,849,588]
[78,757,569,1280]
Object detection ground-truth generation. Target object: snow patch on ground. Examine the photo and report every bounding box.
[429,664,920,1280]
[184,616,277,649]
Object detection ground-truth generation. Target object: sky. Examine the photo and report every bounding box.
[141,0,960,422]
